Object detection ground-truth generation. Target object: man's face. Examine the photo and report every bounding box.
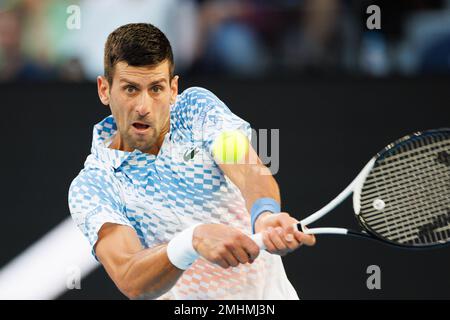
[97,60,178,153]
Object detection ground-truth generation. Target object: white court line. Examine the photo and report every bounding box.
[0,218,98,300]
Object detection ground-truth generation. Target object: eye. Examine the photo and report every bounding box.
[124,85,137,94]
[151,86,163,93]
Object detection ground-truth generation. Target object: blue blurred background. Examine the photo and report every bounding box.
[2,0,450,81]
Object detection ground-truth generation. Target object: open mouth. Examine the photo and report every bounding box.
[132,122,151,131]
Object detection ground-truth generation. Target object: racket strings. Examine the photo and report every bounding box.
[373,189,449,243]
[359,132,450,246]
[362,142,449,219]
[377,176,449,241]
[368,159,449,243]
[368,195,448,240]
[371,137,449,172]
[364,190,446,225]
[361,159,448,216]
[362,164,446,202]
[361,142,449,203]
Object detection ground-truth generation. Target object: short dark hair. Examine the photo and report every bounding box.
[104,23,174,84]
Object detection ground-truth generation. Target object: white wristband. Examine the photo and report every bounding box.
[167,224,202,270]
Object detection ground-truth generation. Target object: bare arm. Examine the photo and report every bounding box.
[218,142,280,214]
[217,139,316,254]
[95,223,183,299]
[95,221,261,299]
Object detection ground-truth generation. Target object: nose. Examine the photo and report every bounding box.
[135,91,152,117]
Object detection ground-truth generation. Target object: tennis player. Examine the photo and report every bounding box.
[68,23,315,300]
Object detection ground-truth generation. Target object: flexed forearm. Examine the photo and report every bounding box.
[114,244,183,299]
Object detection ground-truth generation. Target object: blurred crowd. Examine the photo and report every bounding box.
[0,0,449,82]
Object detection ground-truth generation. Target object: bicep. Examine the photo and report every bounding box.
[217,142,267,190]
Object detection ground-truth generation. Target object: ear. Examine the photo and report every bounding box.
[97,76,110,106]
[170,75,179,105]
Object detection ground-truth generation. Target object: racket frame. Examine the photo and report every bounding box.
[251,128,450,250]
[298,157,376,235]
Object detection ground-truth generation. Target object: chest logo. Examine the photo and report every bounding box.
[183,147,200,162]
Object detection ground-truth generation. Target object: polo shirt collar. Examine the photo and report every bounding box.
[91,115,160,170]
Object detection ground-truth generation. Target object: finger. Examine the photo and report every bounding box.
[262,227,278,252]
[299,225,316,246]
[278,215,299,233]
[229,245,250,264]
[299,232,316,246]
[215,258,230,269]
[221,250,240,268]
[268,227,290,254]
[277,216,302,248]
[277,227,301,252]
[241,236,260,262]
[293,229,305,243]
[293,228,316,246]
[283,232,301,251]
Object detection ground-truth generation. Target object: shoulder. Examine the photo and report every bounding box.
[178,86,222,103]
[174,87,227,113]
[68,165,119,202]
[172,87,230,125]
[68,165,126,226]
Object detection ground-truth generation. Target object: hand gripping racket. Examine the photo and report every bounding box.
[251,128,450,249]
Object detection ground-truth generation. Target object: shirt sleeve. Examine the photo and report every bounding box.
[187,87,252,156]
[68,168,133,259]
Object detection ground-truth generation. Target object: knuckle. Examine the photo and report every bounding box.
[219,249,229,257]
[232,232,243,241]
[223,241,234,250]
[235,233,246,242]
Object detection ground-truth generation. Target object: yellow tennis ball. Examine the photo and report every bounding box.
[212,130,249,164]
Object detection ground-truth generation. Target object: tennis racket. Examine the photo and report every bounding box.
[251,128,450,249]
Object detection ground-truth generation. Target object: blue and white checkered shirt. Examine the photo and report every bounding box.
[68,87,298,299]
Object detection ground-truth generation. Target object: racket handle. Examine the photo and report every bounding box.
[250,233,266,250]
[250,223,301,250]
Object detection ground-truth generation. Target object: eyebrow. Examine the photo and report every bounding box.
[119,77,167,87]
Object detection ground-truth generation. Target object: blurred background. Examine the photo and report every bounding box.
[0,0,450,300]
[2,0,450,81]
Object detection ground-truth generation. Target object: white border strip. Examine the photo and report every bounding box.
[0,218,98,300]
